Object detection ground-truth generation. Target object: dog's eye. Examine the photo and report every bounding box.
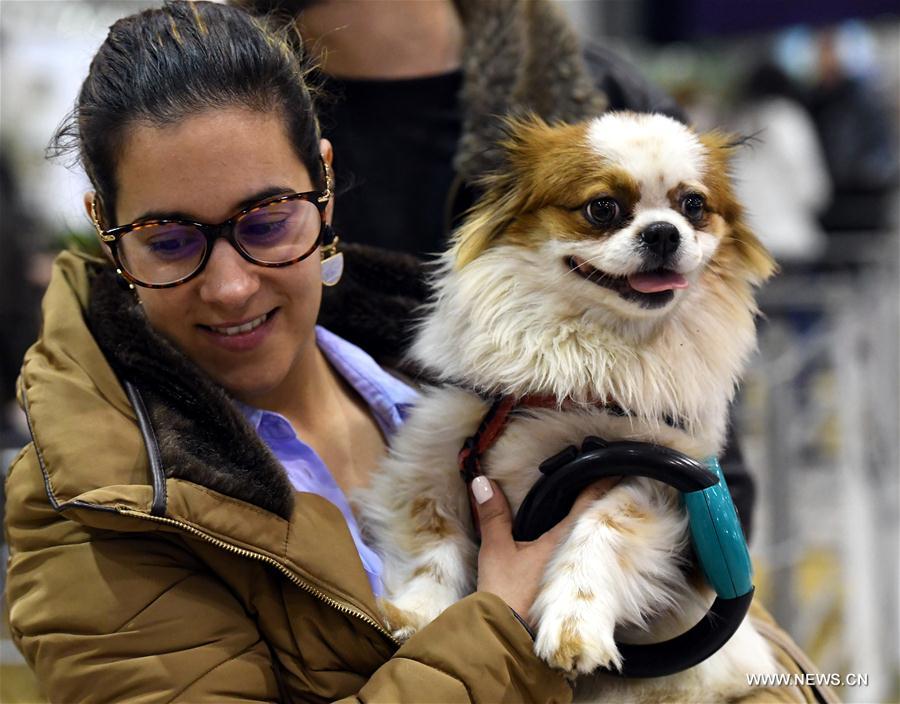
[584,198,620,227]
[681,194,706,221]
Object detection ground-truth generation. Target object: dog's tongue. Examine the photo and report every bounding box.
[627,271,689,293]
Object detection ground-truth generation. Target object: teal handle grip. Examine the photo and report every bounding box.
[682,457,753,599]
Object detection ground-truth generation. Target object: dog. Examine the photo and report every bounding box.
[361,111,780,701]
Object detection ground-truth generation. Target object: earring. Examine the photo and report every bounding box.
[320,225,343,287]
[89,196,104,235]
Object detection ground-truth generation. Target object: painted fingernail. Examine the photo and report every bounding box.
[471,476,494,504]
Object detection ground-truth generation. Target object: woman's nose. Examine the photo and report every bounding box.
[197,239,261,306]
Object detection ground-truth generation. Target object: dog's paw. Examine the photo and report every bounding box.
[534,610,623,675]
[379,581,458,642]
[378,599,423,643]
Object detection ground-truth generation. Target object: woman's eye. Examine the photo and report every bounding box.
[238,213,290,242]
[141,226,203,260]
[584,198,621,227]
[243,221,285,238]
[682,194,706,221]
[150,238,183,252]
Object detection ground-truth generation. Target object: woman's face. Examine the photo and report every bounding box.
[110,107,332,403]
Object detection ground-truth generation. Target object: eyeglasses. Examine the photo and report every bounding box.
[92,167,333,289]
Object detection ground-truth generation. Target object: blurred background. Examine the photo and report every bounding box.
[1,1,898,702]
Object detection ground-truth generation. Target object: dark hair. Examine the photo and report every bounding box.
[50,0,322,227]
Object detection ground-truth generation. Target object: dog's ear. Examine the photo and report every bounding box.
[701,132,777,285]
[452,177,525,269]
[452,114,553,269]
[727,218,777,285]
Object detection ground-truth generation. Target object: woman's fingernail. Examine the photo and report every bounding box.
[471,476,494,504]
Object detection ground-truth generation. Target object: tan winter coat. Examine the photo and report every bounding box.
[5,251,835,703]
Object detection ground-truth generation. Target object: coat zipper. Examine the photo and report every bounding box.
[116,507,399,646]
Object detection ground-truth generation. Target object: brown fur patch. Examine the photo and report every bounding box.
[598,513,634,536]
[666,181,709,202]
[553,615,584,668]
[576,587,594,602]
[411,563,443,583]
[618,501,647,522]
[410,497,454,539]
[562,561,579,576]
[378,598,415,633]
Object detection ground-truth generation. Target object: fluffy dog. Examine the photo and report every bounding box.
[361,112,779,701]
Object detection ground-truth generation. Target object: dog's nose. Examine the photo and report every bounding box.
[640,222,681,261]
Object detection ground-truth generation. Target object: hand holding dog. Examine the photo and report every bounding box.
[473,476,620,627]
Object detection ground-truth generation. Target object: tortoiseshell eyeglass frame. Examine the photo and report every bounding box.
[91,158,334,289]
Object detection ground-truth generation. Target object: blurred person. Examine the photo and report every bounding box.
[810,25,899,233]
[237,0,763,541]
[730,63,831,269]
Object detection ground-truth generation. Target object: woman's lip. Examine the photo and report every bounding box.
[197,308,278,352]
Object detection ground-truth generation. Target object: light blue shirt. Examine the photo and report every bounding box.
[238,326,418,596]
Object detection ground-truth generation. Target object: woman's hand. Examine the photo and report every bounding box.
[471,475,619,627]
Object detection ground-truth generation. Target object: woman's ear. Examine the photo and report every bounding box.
[84,192,115,262]
[319,137,335,223]
[83,191,98,226]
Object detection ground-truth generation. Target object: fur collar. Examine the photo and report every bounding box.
[86,244,427,519]
[453,0,607,181]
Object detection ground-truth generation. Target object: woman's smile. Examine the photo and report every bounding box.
[197,307,280,352]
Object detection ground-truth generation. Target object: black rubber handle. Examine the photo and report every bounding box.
[512,438,716,542]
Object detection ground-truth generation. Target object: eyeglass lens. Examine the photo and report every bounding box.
[117,197,322,286]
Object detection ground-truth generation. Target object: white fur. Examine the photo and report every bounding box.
[359,113,778,701]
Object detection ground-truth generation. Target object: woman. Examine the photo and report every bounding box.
[4,2,604,701]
